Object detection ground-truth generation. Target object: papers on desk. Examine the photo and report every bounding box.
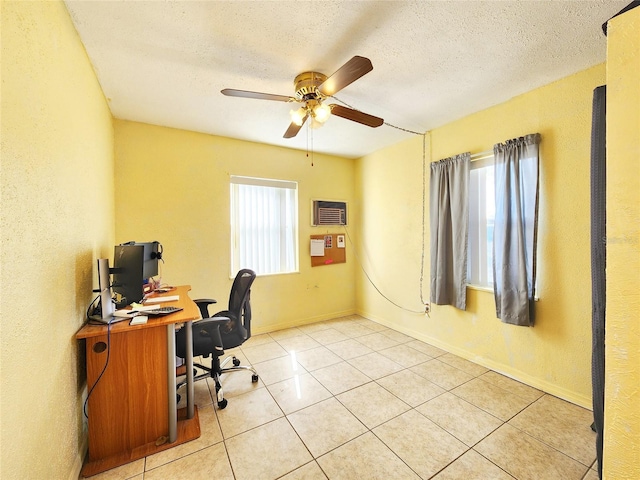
[145,295,180,303]
[134,304,163,311]
[114,305,161,317]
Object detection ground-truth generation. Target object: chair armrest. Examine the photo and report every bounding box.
[194,298,217,304]
[194,316,230,355]
[198,316,230,327]
[214,310,247,341]
[194,298,218,319]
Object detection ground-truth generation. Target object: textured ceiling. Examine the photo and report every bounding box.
[64,0,626,159]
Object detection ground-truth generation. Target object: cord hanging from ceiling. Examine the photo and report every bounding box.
[330,95,424,135]
[327,99,431,315]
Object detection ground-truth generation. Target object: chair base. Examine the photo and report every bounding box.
[177,355,258,409]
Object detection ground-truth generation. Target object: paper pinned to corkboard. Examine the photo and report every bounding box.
[310,239,325,256]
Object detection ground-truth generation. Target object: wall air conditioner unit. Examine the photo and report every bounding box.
[312,200,347,226]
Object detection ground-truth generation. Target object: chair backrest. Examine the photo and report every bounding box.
[223,269,256,343]
[229,268,256,313]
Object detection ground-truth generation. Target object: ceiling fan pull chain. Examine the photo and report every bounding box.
[309,121,314,166]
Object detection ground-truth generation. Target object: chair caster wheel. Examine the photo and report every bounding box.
[217,399,228,409]
[252,374,259,383]
[233,357,241,367]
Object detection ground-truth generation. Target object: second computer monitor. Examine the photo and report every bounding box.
[139,241,160,279]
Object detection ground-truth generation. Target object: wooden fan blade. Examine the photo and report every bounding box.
[317,56,373,96]
[330,104,383,128]
[283,114,308,138]
[221,88,294,102]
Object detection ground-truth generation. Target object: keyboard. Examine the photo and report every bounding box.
[146,306,183,316]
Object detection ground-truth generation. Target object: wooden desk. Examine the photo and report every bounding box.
[77,285,201,477]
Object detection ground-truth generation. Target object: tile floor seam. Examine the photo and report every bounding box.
[472,373,543,402]
[505,415,596,468]
[468,447,519,480]
[411,400,506,449]
[480,423,593,478]
[445,379,537,424]
[369,420,495,480]
[222,441,237,480]
[279,412,317,474]
[421,445,480,480]
[311,430,371,463]
[219,400,287,441]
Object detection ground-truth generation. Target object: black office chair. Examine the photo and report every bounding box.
[176,269,258,409]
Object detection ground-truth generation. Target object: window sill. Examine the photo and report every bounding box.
[229,270,300,280]
[467,284,493,293]
[466,284,540,301]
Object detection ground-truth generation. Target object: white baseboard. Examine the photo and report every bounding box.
[252,309,357,336]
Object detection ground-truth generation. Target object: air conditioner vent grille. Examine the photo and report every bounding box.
[318,208,344,225]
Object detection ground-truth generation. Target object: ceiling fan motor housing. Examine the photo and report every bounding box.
[294,71,327,101]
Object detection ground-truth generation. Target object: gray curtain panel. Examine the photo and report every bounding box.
[430,153,470,310]
[492,134,541,326]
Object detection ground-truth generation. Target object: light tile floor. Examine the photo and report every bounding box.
[89,315,598,480]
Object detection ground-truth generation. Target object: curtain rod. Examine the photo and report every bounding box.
[470,149,493,161]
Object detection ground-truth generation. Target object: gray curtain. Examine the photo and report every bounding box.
[493,134,541,326]
[430,153,470,310]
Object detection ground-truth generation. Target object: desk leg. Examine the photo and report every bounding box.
[167,324,177,443]
[185,320,195,419]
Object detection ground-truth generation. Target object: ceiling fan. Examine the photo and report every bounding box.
[221,56,384,139]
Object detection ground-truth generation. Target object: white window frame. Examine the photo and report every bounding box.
[230,175,299,276]
[467,156,495,289]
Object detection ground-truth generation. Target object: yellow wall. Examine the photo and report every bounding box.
[356,64,606,408]
[113,120,356,333]
[0,1,115,479]
[604,7,640,479]
[353,134,428,315]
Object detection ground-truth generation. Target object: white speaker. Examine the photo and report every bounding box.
[97,258,114,320]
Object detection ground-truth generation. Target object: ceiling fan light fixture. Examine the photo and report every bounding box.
[290,107,307,126]
[313,103,331,123]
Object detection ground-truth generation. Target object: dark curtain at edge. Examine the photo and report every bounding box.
[430,153,470,310]
[591,85,606,480]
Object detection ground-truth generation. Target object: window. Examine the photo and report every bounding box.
[467,156,495,288]
[230,176,298,276]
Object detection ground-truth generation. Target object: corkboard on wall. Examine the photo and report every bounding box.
[310,234,346,266]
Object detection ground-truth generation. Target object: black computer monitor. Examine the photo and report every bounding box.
[111,244,145,308]
[110,241,161,308]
